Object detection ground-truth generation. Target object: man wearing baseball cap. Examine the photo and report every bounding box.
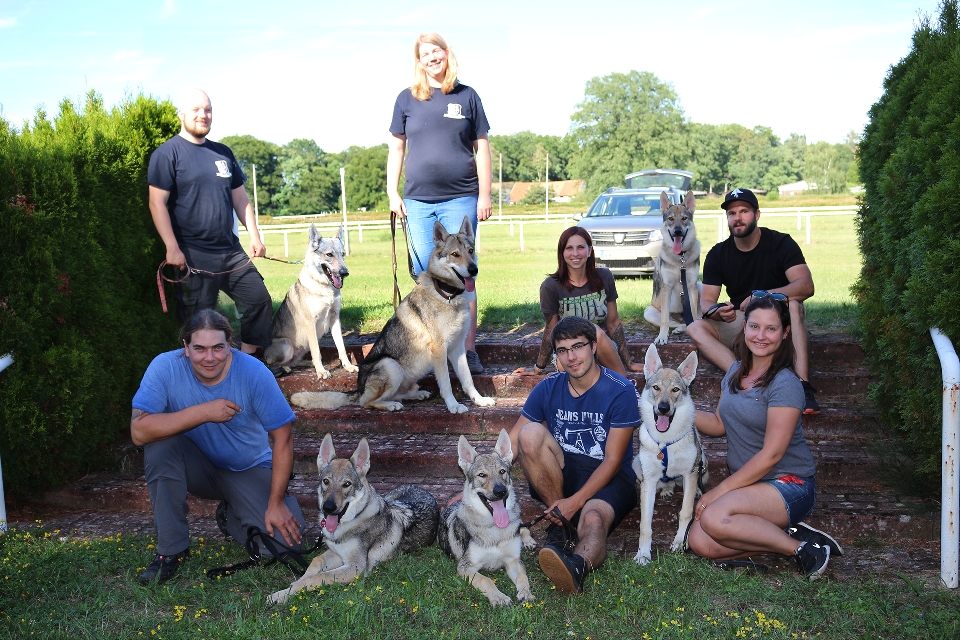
[687,188,819,414]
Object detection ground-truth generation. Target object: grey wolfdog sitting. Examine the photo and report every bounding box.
[263,224,359,379]
[290,217,495,413]
[439,429,536,606]
[267,434,439,605]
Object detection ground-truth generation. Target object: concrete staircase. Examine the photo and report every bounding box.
[13,330,938,561]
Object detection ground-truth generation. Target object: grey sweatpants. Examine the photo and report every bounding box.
[144,433,305,555]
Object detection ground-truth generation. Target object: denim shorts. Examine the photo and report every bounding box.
[762,474,816,526]
[403,196,479,276]
[528,450,637,532]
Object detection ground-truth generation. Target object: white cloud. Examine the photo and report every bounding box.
[160,0,176,19]
[0,17,17,28]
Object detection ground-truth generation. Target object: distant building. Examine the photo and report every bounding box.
[778,180,810,197]
[508,179,585,204]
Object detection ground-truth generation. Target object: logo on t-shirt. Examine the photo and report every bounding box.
[553,409,607,459]
[443,103,466,120]
[214,160,232,178]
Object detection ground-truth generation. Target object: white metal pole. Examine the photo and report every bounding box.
[797,208,801,231]
[0,352,13,533]
[930,328,960,589]
[339,167,349,255]
[520,222,525,251]
[805,212,811,245]
[545,153,549,220]
[283,230,289,257]
[498,153,503,222]
[252,164,259,226]
[717,214,724,243]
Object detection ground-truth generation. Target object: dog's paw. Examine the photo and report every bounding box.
[446,402,469,414]
[653,332,669,346]
[633,551,652,566]
[658,486,676,499]
[412,390,431,401]
[520,527,536,550]
[486,590,513,607]
[669,534,688,553]
[314,368,332,380]
[266,588,289,605]
[516,588,535,603]
[672,325,688,335]
[473,395,496,407]
[383,401,405,411]
[342,362,359,373]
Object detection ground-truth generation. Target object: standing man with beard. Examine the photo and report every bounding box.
[687,188,819,414]
[148,88,272,357]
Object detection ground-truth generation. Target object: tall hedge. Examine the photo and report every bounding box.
[0,92,181,493]
[854,0,960,491]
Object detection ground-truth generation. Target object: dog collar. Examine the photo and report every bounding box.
[654,428,693,483]
[433,278,465,301]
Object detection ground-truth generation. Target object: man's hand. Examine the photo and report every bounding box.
[166,246,187,269]
[264,501,302,546]
[389,193,406,219]
[477,194,492,221]
[716,302,738,323]
[249,238,266,258]
[200,399,242,423]
[546,495,584,525]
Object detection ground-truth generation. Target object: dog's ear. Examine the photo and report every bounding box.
[433,220,449,246]
[494,429,513,466]
[309,223,322,248]
[660,191,670,213]
[457,435,477,472]
[318,433,336,468]
[678,350,698,386]
[644,343,662,378]
[458,215,474,241]
[684,190,696,215]
[351,438,371,476]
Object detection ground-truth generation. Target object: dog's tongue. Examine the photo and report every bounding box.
[464,277,475,293]
[330,272,344,289]
[673,234,683,255]
[656,415,671,433]
[491,500,509,528]
[324,514,339,532]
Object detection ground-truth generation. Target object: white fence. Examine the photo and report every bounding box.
[241,206,859,257]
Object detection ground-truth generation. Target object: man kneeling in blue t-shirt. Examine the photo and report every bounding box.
[508,316,640,594]
[131,310,304,585]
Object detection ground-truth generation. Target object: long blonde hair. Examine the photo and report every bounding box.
[411,32,459,101]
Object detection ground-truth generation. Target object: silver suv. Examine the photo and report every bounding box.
[576,169,693,276]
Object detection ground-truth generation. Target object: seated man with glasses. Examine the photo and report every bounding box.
[687,188,819,414]
[508,316,640,595]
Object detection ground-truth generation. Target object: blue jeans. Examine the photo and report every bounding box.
[761,474,816,526]
[403,196,478,276]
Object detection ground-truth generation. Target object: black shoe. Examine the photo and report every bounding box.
[787,522,844,557]
[215,499,232,540]
[793,541,830,580]
[539,545,587,595]
[801,381,820,415]
[138,548,190,585]
[466,350,484,374]
[543,523,578,553]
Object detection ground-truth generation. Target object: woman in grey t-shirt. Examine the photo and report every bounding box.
[514,227,641,377]
[687,294,841,579]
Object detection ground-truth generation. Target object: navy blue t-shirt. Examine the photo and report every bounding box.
[148,135,246,252]
[389,83,489,202]
[702,228,806,308]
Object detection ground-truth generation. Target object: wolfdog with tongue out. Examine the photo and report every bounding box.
[267,434,439,605]
[439,429,536,606]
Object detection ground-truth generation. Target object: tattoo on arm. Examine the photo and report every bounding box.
[131,408,146,422]
[536,331,553,370]
[609,322,631,369]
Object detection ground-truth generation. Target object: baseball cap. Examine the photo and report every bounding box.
[721,188,759,210]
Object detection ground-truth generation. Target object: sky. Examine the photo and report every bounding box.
[0,0,944,152]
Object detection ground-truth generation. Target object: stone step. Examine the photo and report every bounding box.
[276,363,872,403]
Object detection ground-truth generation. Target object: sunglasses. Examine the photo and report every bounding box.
[751,290,788,304]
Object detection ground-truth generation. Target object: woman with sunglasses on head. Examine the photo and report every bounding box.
[688,292,842,579]
[514,227,641,377]
[387,32,491,374]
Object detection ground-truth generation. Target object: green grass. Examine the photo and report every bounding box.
[238,212,861,335]
[2,527,957,639]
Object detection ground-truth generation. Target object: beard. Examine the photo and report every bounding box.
[729,218,758,238]
[182,118,211,138]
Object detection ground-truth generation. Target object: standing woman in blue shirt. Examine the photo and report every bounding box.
[387,32,492,374]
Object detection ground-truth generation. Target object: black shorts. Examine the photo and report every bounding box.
[528,450,637,532]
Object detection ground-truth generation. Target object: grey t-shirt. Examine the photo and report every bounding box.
[719,363,815,479]
[540,268,618,324]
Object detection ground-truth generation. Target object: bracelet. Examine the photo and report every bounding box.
[533,364,547,374]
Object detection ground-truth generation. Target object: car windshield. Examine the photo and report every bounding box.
[626,173,690,190]
[586,194,662,217]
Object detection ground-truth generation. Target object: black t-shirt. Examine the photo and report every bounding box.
[540,268,619,323]
[389,83,489,202]
[702,228,806,308]
[148,135,246,252]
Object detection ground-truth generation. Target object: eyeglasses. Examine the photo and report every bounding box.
[751,290,788,304]
[555,341,591,357]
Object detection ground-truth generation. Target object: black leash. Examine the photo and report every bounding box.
[390,211,423,310]
[679,251,695,326]
[206,526,324,579]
